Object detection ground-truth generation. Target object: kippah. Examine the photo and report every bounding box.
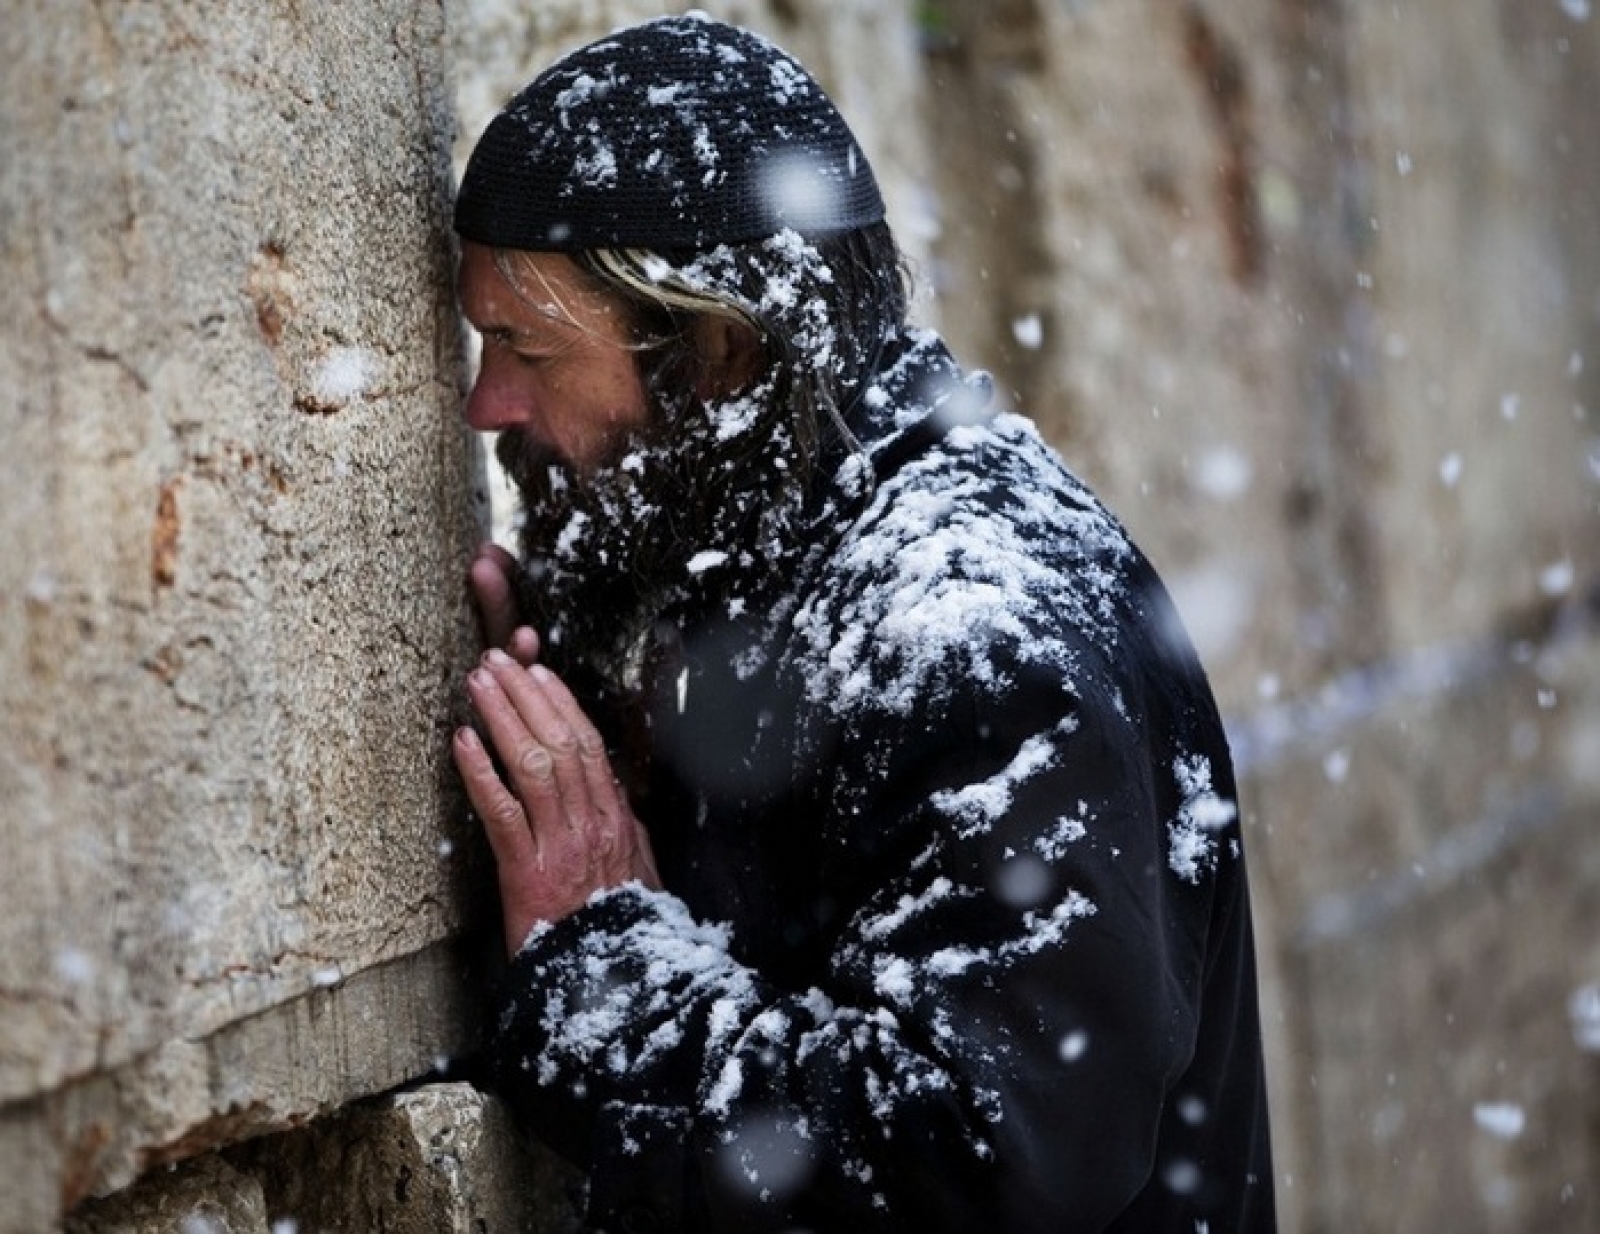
[454,14,886,252]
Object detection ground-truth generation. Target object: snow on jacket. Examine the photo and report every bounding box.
[490,328,1276,1232]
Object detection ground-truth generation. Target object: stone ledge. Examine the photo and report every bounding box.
[65,1083,580,1234]
[5,936,492,1231]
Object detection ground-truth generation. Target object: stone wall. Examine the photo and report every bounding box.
[5,1,1596,1231]
[0,2,487,1228]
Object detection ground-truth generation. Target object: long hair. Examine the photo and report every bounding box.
[574,222,911,485]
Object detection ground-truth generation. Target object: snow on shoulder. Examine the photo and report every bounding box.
[792,405,1136,720]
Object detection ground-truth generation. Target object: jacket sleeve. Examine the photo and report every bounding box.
[489,636,1231,1233]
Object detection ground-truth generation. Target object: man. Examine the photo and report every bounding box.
[449,14,1275,1232]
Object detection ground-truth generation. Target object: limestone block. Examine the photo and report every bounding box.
[1,0,487,1210]
[64,1154,269,1234]
[235,1083,581,1234]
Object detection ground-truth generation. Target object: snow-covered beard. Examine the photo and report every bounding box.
[500,376,812,700]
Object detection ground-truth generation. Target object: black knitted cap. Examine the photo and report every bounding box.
[454,14,886,252]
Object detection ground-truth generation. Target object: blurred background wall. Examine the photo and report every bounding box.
[3,1,1595,1230]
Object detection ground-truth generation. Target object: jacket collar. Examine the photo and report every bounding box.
[813,326,998,526]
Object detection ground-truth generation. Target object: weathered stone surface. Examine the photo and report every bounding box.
[1,0,487,1215]
[235,1083,580,1234]
[53,939,491,1211]
[0,1097,67,1234]
[60,1082,576,1234]
[64,1154,269,1234]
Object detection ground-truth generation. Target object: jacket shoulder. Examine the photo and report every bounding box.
[789,413,1146,723]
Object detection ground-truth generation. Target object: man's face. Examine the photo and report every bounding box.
[455,240,805,699]
[456,241,650,475]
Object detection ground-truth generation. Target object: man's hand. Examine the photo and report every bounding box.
[454,645,661,955]
[469,541,539,665]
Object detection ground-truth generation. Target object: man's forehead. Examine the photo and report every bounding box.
[458,246,581,329]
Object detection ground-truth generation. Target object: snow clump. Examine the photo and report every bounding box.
[1167,753,1237,883]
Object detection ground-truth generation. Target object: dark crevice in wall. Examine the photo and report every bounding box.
[1180,3,1266,286]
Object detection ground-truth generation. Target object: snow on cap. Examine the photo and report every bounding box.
[454,14,886,252]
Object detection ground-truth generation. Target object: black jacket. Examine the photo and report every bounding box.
[491,329,1276,1232]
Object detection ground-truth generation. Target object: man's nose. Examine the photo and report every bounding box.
[462,360,536,434]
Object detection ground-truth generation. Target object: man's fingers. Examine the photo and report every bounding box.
[523,664,646,882]
[452,726,536,871]
[483,654,596,821]
[525,662,628,821]
[468,547,542,665]
[466,660,568,823]
[508,625,541,667]
[456,725,558,956]
[469,544,520,649]
[459,655,661,946]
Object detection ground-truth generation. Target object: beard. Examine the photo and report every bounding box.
[498,378,813,704]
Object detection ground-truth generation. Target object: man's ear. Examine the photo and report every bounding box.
[692,315,763,400]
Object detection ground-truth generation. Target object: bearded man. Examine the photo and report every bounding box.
[448,15,1275,1233]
